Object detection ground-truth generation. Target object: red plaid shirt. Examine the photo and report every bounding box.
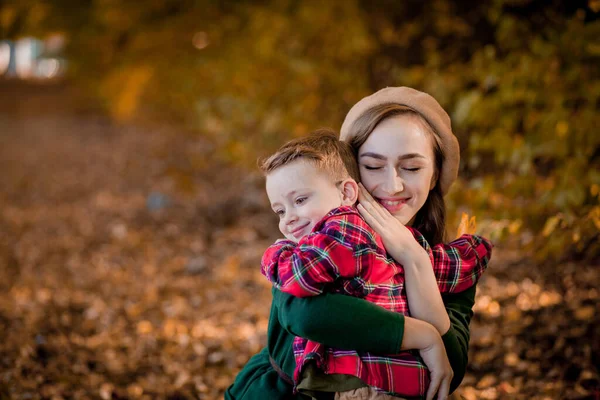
[261,206,492,397]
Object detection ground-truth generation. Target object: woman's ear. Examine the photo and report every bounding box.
[340,178,359,206]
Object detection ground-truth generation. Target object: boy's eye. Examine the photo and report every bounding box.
[295,196,308,205]
[274,209,285,217]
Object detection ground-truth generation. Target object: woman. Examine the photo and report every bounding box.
[226,87,486,400]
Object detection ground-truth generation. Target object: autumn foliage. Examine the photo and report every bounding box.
[2,0,598,260]
[1,1,600,399]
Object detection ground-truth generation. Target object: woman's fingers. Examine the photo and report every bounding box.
[359,183,394,220]
[358,188,381,217]
[357,204,383,231]
[425,372,451,400]
[425,373,442,400]
[357,184,366,203]
[358,183,374,201]
[357,203,372,220]
[358,184,378,208]
[358,184,388,221]
[436,376,451,400]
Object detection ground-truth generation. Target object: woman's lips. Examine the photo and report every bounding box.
[377,197,410,213]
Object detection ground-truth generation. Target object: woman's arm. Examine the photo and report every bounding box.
[356,185,450,334]
[401,244,451,334]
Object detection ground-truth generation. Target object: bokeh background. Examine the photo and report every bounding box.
[0,1,598,399]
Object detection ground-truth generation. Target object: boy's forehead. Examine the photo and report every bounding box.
[265,159,333,198]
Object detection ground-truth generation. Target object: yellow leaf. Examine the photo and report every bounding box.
[456,212,477,237]
[513,135,524,147]
[589,206,600,230]
[542,215,560,237]
[508,219,522,234]
[575,306,594,321]
[591,184,600,197]
[110,65,154,121]
[572,229,581,243]
[555,121,569,138]
[137,320,153,334]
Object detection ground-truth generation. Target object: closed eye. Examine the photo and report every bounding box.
[403,167,421,172]
[363,165,382,171]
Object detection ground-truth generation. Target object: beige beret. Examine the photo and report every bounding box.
[340,86,460,196]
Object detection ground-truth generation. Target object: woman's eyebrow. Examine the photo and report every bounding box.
[360,152,427,160]
[398,153,427,160]
[359,152,386,160]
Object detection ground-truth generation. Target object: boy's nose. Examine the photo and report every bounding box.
[285,213,298,225]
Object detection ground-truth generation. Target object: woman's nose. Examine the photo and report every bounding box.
[382,168,404,194]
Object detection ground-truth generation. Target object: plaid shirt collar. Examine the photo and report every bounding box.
[311,205,358,232]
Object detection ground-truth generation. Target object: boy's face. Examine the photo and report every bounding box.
[266,159,346,242]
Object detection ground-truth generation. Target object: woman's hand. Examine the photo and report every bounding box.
[356,183,426,265]
[420,336,454,400]
[403,317,453,400]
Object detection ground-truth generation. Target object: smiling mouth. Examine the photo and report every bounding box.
[290,223,310,237]
[378,198,409,207]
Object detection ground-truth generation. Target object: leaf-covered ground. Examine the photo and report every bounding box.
[0,81,598,400]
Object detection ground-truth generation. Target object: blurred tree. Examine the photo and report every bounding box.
[1,0,598,261]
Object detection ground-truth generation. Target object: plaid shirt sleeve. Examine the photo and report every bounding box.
[429,234,493,293]
[261,217,365,297]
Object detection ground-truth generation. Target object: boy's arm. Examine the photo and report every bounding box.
[261,228,358,297]
[431,235,493,294]
[273,286,477,394]
[273,288,404,353]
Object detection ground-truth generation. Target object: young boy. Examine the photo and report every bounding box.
[260,130,490,399]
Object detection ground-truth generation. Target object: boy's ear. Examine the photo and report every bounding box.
[340,178,359,206]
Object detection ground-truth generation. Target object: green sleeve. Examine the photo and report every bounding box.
[441,285,476,393]
[272,288,404,354]
[273,284,476,394]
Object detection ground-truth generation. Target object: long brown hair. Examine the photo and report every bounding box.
[345,103,447,245]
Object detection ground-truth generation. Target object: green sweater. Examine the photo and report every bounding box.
[225,285,476,400]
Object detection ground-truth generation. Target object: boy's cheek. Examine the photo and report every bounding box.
[277,226,297,244]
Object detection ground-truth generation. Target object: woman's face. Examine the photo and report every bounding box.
[358,114,437,226]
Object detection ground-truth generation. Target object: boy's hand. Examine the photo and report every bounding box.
[356,183,424,265]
